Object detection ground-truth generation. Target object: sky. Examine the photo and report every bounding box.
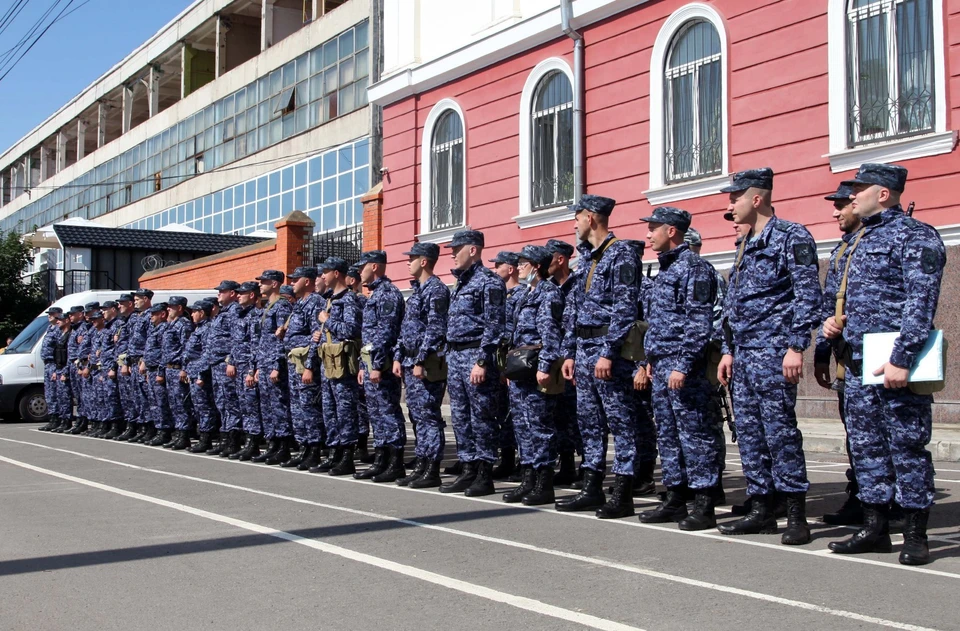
[0,0,193,150]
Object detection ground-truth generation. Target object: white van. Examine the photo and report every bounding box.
[0,289,216,422]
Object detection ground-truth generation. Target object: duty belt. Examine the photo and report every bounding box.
[145,365,160,371]
[447,340,481,352]
[165,363,182,369]
[576,325,609,339]
[401,345,423,359]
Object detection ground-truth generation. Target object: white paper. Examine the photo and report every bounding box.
[861,330,944,385]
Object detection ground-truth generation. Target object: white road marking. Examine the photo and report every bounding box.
[12,433,960,581]
[0,453,643,631]
[0,439,949,631]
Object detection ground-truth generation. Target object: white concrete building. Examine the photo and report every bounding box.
[0,0,381,246]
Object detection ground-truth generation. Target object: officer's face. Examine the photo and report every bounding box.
[548,253,561,275]
[118,301,133,315]
[238,291,257,306]
[260,280,277,295]
[450,245,475,271]
[92,318,104,329]
[360,262,375,285]
[727,191,756,223]
[833,200,859,233]
[105,307,118,320]
[218,289,237,306]
[407,256,422,277]
[134,296,145,310]
[850,183,885,218]
[191,310,205,324]
[292,277,309,296]
[646,222,672,253]
[494,263,514,281]
[574,210,591,241]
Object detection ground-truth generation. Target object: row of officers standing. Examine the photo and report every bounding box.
[38,161,945,567]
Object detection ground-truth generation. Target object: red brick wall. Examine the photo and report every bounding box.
[362,183,384,251]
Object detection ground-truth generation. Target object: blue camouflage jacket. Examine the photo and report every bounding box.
[127,310,150,358]
[308,288,362,372]
[162,316,194,367]
[201,301,239,370]
[504,284,525,344]
[395,275,449,368]
[840,206,945,367]
[285,292,323,371]
[722,215,822,354]
[257,297,293,373]
[814,231,857,366]
[184,319,210,380]
[41,322,58,362]
[143,320,167,369]
[511,280,564,374]
[644,244,716,374]
[448,261,506,362]
[361,277,404,372]
[227,305,260,371]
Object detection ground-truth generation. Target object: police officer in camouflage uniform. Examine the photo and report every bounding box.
[228,281,264,460]
[88,310,119,437]
[99,301,125,438]
[162,297,195,450]
[76,302,98,434]
[393,242,449,488]
[716,168,821,545]
[491,251,522,480]
[823,163,944,565]
[347,263,373,463]
[253,270,295,465]
[141,303,174,446]
[556,194,640,520]
[127,289,154,442]
[546,239,584,484]
[186,299,219,453]
[280,267,325,470]
[51,313,72,429]
[308,256,362,476]
[355,250,407,482]
[637,207,720,530]
[501,245,564,506]
[59,306,86,434]
[112,294,140,441]
[38,307,64,431]
[440,229,506,497]
[204,281,243,456]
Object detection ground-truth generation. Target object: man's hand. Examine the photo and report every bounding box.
[108,369,116,379]
[196,378,204,387]
[470,363,486,385]
[412,364,424,380]
[254,369,260,381]
[536,370,550,386]
[275,326,286,340]
[392,360,402,378]
[633,366,650,391]
[121,365,130,376]
[358,369,365,385]
[814,363,832,389]
[594,357,612,381]
[302,368,313,385]
[873,362,909,389]
[369,369,382,385]
[226,364,236,378]
[562,359,575,382]
[156,374,165,384]
[318,311,329,324]
[311,330,321,343]
[718,354,734,387]
[81,367,89,378]
[668,370,686,390]
[180,370,189,384]
[270,369,279,384]
[823,315,845,340]
[783,348,803,384]
[244,374,255,388]
[139,361,146,375]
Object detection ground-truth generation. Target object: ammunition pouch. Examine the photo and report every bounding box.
[288,346,310,375]
[321,340,360,380]
[706,340,724,387]
[620,320,648,362]
[421,352,448,382]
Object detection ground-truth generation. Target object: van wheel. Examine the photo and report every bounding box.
[17,387,48,423]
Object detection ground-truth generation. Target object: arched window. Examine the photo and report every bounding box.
[430,109,464,231]
[664,19,722,183]
[845,0,934,145]
[530,70,574,211]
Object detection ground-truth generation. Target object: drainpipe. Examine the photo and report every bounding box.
[560,0,584,201]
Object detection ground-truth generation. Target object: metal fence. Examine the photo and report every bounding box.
[22,269,122,303]
[307,224,364,268]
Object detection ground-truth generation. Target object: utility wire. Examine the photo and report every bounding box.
[0,0,65,65]
[0,0,32,40]
[0,0,75,83]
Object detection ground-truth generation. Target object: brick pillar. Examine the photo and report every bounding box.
[361,182,384,252]
[275,211,315,274]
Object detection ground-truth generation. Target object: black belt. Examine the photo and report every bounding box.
[576,325,609,339]
[402,346,419,358]
[448,340,481,352]
[145,365,159,371]
[165,363,182,369]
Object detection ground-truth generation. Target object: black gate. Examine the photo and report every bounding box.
[307,224,363,268]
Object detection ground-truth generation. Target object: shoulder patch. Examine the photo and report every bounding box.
[793,243,816,266]
[619,263,637,286]
[921,247,940,274]
[488,288,504,306]
[903,217,921,230]
[432,294,449,315]
[382,300,395,315]
[694,279,712,304]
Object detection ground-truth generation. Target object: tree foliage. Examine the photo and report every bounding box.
[0,230,48,343]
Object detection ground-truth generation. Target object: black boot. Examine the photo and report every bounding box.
[440,461,478,494]
[633,460,657,497]
[219,431,242,458]
[829,504,892,554]
[280,442,307,467]
[465,461,496,497]
[299,443,323,471]
[81,420,97,436]
[329,446,357,476]
[899,509,931,566]
[355,447,388,480]
[410,460,442,489]
[597,474,635,519]
[555,469,606,512]
[89,421,104,437]
[679,489,717,531]
[148,429,172,447]
[523,467,556,506]
[444,459,464,475]
[236,435,262,461]
[266,437,293,465]
[115,421,136,441]
[718,494,778,536]
[822,481,864,525]
[68,418,87,435]
[162,430,180,448]
[128,424,147,442]
[206,432,224,456]
[172,431,191,451]
[98,421,114,438]
[51,417,71,433]
[503,466,535,503]
[553,451,578,486]
[640,487,689,523]
[105,420,124,440]
[373,446,406,483]
[253,438,279,464]
[190,432,212,453]
[715,475,726,505]
[397,457,429,487]
[38,416,58,432]
[140,425,157,444]
[782,493,811,545]
[491,448,516,481]
[355,433,371,463]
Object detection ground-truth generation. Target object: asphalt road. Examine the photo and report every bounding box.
[1,424,959,631]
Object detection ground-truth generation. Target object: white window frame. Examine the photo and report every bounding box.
[645,3,729,206]
[826,0,952,172]
[418,98,467,243]
[515,57,575,229]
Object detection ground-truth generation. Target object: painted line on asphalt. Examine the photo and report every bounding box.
[0,453,643,631]
[13,433,960,581]
[0,443,940,631]
[725,457,960,484]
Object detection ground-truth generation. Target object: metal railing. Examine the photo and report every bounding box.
[21,268,123,303]
[306,224,364,268]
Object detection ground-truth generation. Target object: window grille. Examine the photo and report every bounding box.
[430,110,464,230]
[531,71,574,210]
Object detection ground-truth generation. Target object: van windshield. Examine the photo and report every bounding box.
[4,316,49,354]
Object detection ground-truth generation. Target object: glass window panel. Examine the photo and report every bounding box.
[223,188,233,210]
[338,83,356,114]
[297,53,309,82]
[295,186,307,211]
[355,49,369,79]
[323,177,337,204]
[235,205,245,230]
[269,68,282,95]
[339,30,355,59]
[177,205,185,223]
[282,112,296,138]
[223,209,233,233]
[339,56,355,85]
[245,203,256,228]
[338,172,353,200]
[323,204,336,231]
[258,126,269,151]
[281,191,293,214]
[246,180,256,202]
[308,209,321,226]
[323,39,338,67]
[324,67,338,95]
[323,151,337,177]
[186,201,194,221]
[204,105,214,129]
[223,139,235,164]
[257,200,268,223]
[309,156,323,182]
[246,108,257,131]
[224,94,235,117]
[310,74,323,102]
[310,48,323,74]
[269,171,281,195]
[213,214,222,234]
[282,60,296,88]
[295,161,308,187]
[338,145,353,172]
[257,176,268,199]
[354,166,369,196]
[233,184,243,206]
[215,100,225,122]
[269,195,282,220]
[295,106,308,134]
[281,167,294,191]
[309,182,322,208]
[355,138,369,167]
[322,94,338,122]
[356,21,369,50]
[203,216,212,233]
[269,117,282,144]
